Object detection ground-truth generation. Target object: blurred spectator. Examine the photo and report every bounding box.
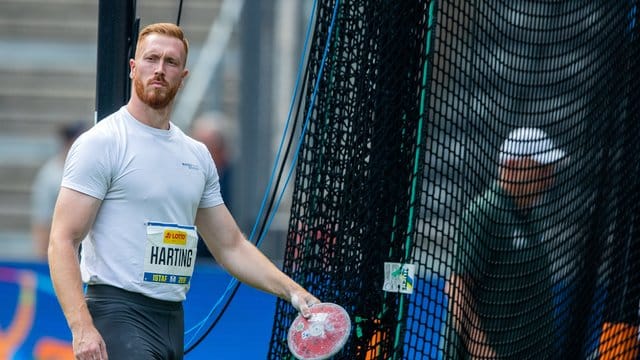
[445,127,566,358]
[31,121,87,260]
[190,111,237,259]
[191,111,237,206]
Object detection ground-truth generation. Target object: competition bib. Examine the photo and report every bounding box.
[143,221,198,285]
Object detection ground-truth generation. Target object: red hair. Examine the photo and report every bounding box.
[135,23,189,60]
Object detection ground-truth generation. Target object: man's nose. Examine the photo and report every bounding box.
[154,61,166,75]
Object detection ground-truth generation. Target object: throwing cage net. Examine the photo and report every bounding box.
[267,0,640,358]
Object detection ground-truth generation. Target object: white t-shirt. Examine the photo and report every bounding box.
[62,106,223,302]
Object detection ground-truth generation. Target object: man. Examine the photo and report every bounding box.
[48,23,318,360]
[445,127,566,359]
[31,121,86,259]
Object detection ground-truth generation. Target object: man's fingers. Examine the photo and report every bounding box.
[291,293,320,318]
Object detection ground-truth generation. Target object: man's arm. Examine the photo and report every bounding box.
[195,205,319,317]
[48,187,108,360]
[446,274,496,359]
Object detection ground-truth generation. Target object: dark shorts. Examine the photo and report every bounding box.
[86,284,184,360]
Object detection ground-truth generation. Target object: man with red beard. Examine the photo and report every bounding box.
[48,23,319,360]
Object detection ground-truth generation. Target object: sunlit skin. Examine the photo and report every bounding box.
[127,33,189,130]
[498,157,557,210]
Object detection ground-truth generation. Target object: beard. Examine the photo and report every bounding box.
[134,76,180,110]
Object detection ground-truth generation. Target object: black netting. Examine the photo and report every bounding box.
[268,1,640,359]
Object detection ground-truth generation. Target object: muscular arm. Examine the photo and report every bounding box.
[446,274,496,359]
[195,205,319,316]
[48,187,107,359]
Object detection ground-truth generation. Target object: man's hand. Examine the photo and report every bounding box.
[72,324,108,360]
[290,290,321,318]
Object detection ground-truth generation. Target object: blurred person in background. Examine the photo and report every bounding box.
[31,121,86,260]
[190,111,236,212]
[191,111,237,261]
[445,127,566,359]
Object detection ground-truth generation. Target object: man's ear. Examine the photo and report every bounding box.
[129,58,136,79]
[179,70,189,88]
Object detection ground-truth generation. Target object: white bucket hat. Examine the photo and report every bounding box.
[499,127,566,165]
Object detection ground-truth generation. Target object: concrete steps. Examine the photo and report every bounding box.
[0,0,98,43]
[0,0,221,259]
[0,0,219,44]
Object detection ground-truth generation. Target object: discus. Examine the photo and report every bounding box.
[287,302,351,360]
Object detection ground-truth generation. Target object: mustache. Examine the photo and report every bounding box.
[148,76,168,86]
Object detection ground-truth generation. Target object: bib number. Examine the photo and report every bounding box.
[143,222,198,285]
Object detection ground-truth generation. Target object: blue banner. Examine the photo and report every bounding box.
[0,260,275,359]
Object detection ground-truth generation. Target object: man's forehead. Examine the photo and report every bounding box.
[138,34,186,57]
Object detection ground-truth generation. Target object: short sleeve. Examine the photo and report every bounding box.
[61,132,112,200]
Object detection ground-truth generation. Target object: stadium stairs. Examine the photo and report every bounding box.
[0,0,220,259]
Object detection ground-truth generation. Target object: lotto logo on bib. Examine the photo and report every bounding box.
[144,222,198,286]
[164,229,187,245]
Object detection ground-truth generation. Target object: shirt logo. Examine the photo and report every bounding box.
[181,162,199,170]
